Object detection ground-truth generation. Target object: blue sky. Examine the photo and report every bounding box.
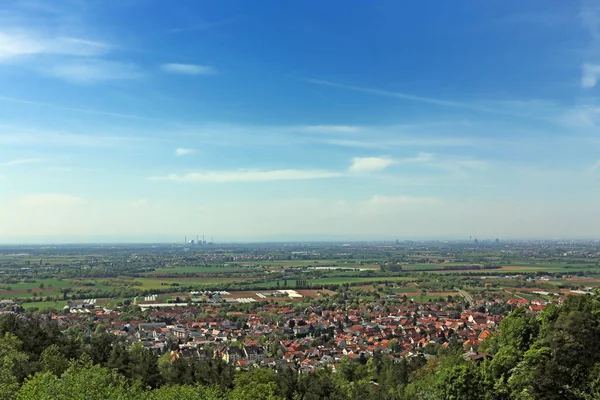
[0,0,599,242]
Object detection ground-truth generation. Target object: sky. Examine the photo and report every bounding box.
[0,0,600,243]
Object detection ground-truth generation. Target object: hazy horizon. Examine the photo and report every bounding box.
[0,234,597,246]
[1,1,600,240]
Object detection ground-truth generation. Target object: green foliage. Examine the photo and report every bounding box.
[229,368,283,400]
[18,357,144,400]
[434,362,487,400]
[497,307,539,354]
[40,344,69,377]
[150,384,224,400]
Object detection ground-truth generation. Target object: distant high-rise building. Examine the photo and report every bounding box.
[495,238,500,244]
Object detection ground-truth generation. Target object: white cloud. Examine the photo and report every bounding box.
[0,29,139,84]
[349,156,396,172]
[349,153,432,173]
[582,63,600,88]
[301,125,361,134]
[175,148,195,156]
[324,139,388,149]
[0,157,46,167]
[367,195,442,206]
[161,63,218,75]
[17,194,84,207]
[0,32,109,61]
[149,169,342,182]
[43,59,143,83]
[402,152,433,163]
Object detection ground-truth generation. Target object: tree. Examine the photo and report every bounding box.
[40,344,69,377]
[497,307,539,354]
[0,333,30,383]
[128,343,161,388]
[18,356,144,400]
[0,358,19,400]
[434,361,487,400]
[87,332,113,365]
[229,368,283,400]
[150,385,224,400]
[297,368,342,400]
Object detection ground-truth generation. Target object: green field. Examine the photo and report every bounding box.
[147,266,251,274]
[21,300,68,310]
[230,259,381,269]
[134,277,255,290]
[0,277,114,300]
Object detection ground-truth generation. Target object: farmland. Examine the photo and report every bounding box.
[0,240,597,311]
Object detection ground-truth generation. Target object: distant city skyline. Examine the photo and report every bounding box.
[1,1,600,241]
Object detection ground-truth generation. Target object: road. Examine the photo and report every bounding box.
[456,288,473,305]
[504,289,527,301]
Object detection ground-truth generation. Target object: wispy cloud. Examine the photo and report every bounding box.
[300,125,361,134]
[0,129,153,148]
[0,32,109,61]
[558,105,600,128]
[454,160,488,170]
[149,169,342,183]
[432,158,489,176]
[0,18,139,84]
[349,157,396,173]
[0,157,46,167]
[324,139,389,150]
[367,195,442,206]
[0,95,148,120]
[305,78,500,114]
[582,63,600,88]
[161,63,218,75]
[322,137,477,149]
[581,0,600,41]
[349,153,432,173]
[580,0,600,89]
[43,59,143,83]
[175,148,196,156]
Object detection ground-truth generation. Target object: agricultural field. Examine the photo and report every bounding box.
[0,240,597,308]
[21,300,68,310]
